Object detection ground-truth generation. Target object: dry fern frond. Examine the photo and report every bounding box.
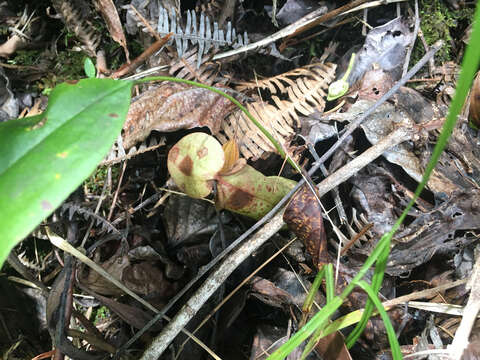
[126,2,248,67]
[218,63,336,160]
[168,47,220,85]
[61,202,121,236]
[156,5,248,67]
[236,63,335,94]
[51,0,100,57]
[101,137,165,166]
[17,251,45,272]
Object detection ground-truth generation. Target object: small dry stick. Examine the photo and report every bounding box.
[448,254,480,359]
[402,0,420,77]
[111,33,172,78]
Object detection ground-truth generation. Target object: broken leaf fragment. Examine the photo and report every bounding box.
[167,132,225,198]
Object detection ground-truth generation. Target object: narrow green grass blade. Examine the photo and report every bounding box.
[271,235,390,359]
[356,280,402,360]
[302,267,325,314]
[300,264,335,359]
[339,235,390,300]
[346,234,391,347]
[325,263,334,303]
[267,297,343,360]
[301,319,326,360]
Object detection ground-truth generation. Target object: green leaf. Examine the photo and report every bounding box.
[0,78,133,267]
[356,281,402,359]
[84,57,96,78]
[268,296,343,360]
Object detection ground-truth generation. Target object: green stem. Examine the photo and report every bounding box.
[342,52,356,83]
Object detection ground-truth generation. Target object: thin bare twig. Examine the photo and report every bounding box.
[402,0,420,77]
[448,254,480,359]
[111,33,172,78]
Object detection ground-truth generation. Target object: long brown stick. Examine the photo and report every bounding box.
[111,33,172,79]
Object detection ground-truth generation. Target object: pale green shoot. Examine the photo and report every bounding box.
[327,52,356,101]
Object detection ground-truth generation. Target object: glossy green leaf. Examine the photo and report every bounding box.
[0,78,133,267]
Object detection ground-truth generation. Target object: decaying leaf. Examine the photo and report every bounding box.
[83,288,163,331]
[168,133,296,219]
[163,194,217,248]
[122,82,235,149]
[122,261,178,298]
[249,277,294,309]
[315,332,353,360]
[80,250,130,296]
[94,0,129,60]
[283,184,329,268]
[324,89,456,195]
[357,68,395,101]
[351,168,399,237]
[345,17,413,86]
[274,0,328,26]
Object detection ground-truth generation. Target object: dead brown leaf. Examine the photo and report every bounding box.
[283,184,329,268]
[80,250,130,296]
[220,139,240,174]
[315,332,352,360]
[94,0,129,60]
[122,82,235,149]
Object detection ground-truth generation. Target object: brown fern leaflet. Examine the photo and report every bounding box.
[219,62,336,160]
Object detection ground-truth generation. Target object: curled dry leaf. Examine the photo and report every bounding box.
[122,82,235,149]
[283,184,329,268]
[94,0,129,60]
[220,139,240,174]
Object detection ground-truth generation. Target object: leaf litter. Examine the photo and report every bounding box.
[1,1,479,359]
